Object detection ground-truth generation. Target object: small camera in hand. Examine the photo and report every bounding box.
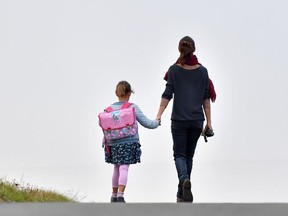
[202,128,214,142]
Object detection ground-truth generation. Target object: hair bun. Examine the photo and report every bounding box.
[180,41,192,47]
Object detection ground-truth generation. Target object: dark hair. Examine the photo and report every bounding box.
[115,81,134,97]
[178,36,195,65]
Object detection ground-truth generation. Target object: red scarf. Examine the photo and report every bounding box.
[163,55,216,102]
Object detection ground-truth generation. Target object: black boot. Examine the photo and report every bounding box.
[182,179,193,202]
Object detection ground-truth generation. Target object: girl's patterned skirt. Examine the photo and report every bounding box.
[105,142,141,165]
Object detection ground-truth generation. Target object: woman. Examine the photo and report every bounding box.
[156,36,213,202]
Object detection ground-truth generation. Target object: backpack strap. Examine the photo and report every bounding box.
[104,138,111,156]
[104,106,113,112]
[104,102,132,112]
[121,102,132,109]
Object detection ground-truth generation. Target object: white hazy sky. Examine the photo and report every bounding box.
[1,0,288,203]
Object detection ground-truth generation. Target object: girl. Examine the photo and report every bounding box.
[103,80,159,203]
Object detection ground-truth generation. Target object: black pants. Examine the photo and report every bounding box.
[171,120,203,197]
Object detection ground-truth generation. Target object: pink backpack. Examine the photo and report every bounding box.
[98,102,138,155]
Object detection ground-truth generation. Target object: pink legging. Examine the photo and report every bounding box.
[112,164,130,188]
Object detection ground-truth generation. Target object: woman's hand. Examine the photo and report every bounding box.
[204,122,212,131]
[203,122,214,138]
[156,116,161,125]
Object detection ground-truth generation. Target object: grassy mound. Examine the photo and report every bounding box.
[0,179,75,202]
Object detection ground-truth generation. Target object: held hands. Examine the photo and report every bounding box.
[156,114,161,126]
[156,117,161,126]
[156,98,169,126]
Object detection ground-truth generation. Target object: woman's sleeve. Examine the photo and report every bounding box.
[204,70,210,100]
[162,70,174,100]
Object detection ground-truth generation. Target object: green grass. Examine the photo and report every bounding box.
[0,179,75,202]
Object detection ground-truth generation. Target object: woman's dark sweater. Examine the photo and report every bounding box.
[162,64,210,121]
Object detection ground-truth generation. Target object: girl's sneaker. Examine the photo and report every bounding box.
[117,197,126,203]
[110,196,118,203]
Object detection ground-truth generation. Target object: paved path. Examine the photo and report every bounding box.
[0,203,287,216]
